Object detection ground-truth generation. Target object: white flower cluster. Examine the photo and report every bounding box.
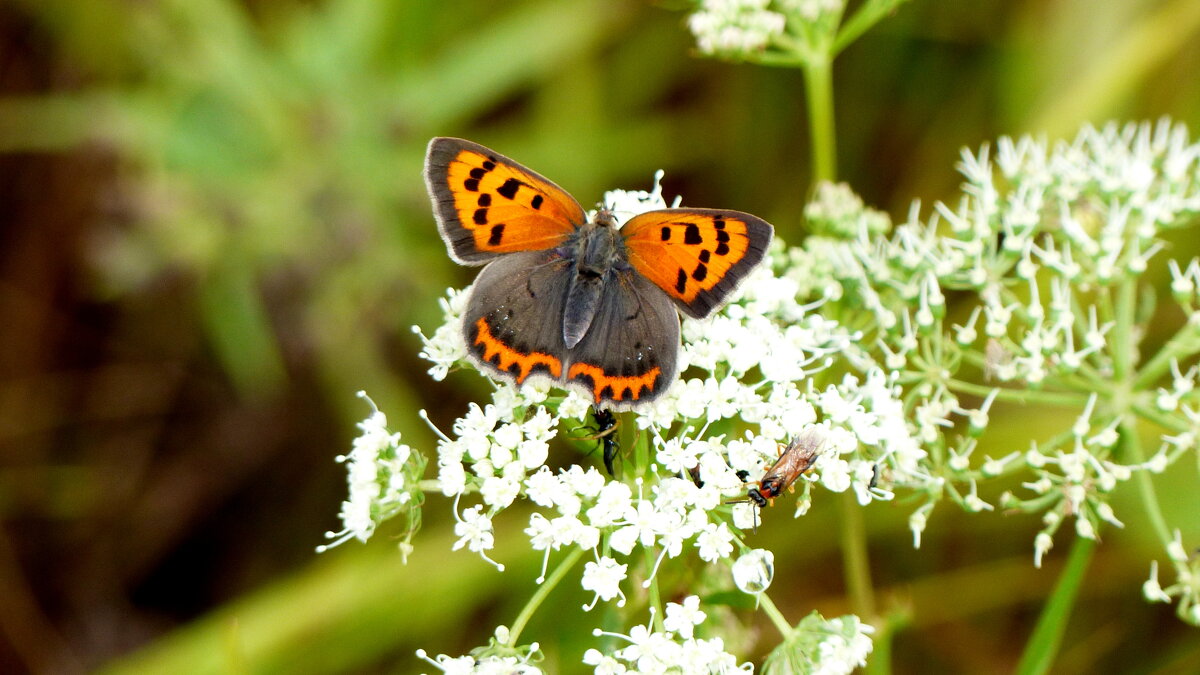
[688,0,786,55]
[809,616,874,675]
[687,0,850,58]
[761,613,874,675]
[794,119,1200,601]
[416,627,542,674]
[319,392,425,558]
[777,0,846,22]
[1143,530,1200,626]
[584,621,751,674]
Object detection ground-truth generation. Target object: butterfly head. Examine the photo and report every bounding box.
[591,208,620,230]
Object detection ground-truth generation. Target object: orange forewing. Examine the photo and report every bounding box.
[426,138,586,264]
[621,209,772,318]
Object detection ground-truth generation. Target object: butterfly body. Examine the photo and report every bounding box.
[425,137,773,408]
[559,210,628,348]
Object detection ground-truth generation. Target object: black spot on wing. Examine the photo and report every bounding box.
[531,195,544,210]
[692,263,708,281]
[675,268,687,294]
[488,224,505,245]
[497,178,521,200]
[684,224,702,245]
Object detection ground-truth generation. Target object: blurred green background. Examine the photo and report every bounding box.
[2,0,1200,672]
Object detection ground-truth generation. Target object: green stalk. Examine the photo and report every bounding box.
[758,592,794,637]
[840,491,877,619]
[1131,401,1189,434]
[507,547,584,647]
[1132,320,1200,390]
[944,379,1087,407]
[1014,535,1096,675]
[834,0,912,56]
[864,612,899,675]
[1120,418,1173,546]
[644,546,665,633]
[1111,275,1138,382]
[802,55,837,183]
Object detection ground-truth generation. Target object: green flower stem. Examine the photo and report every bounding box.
[1111,275,1138,381]
[803,55,837,183]
[834,0,912,56]
[1119,418,1174,546]
[865,612,904,675]
[944,378,1087,407]
[1133,320,1200,390]
[840,490,877,619]
[643,547,665,633]
[506,547,584,647]
[1058,371,1116,398]
[1132,400,1189,434]
[418,479,445,492]
[1014,535,1097,675]
[758,592,794,638]
[635,423,651,480]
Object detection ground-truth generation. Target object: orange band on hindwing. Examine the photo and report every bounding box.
[470,318,563,382]
[567,362,663,403]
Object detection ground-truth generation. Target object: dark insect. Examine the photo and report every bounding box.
[591,407,620,476]
[740,431,823,510]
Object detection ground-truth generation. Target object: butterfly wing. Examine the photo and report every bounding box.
[425,137,587,265]
[564,269,680,407]
[621,209,773,318]
[462,250,571,388]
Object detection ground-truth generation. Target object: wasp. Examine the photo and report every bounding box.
[741,431,823,509]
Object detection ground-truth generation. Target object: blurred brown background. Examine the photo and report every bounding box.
[2,0,1200,673]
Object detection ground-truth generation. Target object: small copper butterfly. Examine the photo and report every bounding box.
[424,137,774,408]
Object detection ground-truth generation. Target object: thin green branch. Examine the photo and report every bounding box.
[1111,276,1138,382]
[748,52,807,68]
[758,592,794,638]
[1133,320,1200,390]
[643,546,665,633]
[1119,418,1173,546]
[834,0,912,56]
[944,378,1087,407]
[1014,535,1096,675]
[1132,400,1189,434]
[507,547,585,647]
[840,491,876,619]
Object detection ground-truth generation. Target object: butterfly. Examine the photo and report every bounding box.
[424,137,774,408]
